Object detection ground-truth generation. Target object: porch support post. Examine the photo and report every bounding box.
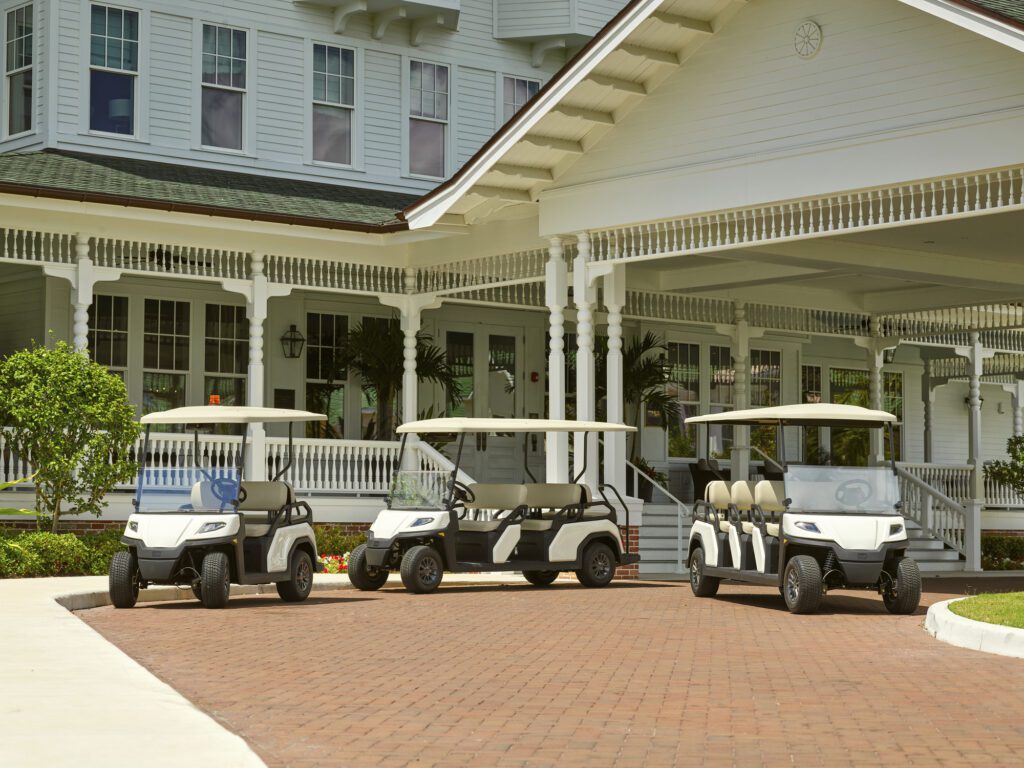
[955,332,994,572]
[42,234,122,354]
[545,237,569,483]
[715,303,763,482]
[245,252,270,481]
[922,370,936,464]
[854,334,898,466]
[1004,379,1024,437]
[603,263,626,493]
[573,232,598,490]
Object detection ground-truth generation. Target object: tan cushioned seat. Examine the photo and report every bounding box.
[521,518,553,532]
[754,480,786,514]
[731,481,755,512]
[524,483,587,510]
[718,520,732,534]
[766,522,780,537]
[463,483,527,511]
[706,480,732,511]
[238,481,293,512]
[459,519,504,533]
[741,521,754,535]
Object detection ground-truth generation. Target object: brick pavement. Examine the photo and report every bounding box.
[80,581,1024,768]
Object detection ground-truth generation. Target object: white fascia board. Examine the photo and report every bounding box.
[897,0,1024,53]
[403,0,665,230]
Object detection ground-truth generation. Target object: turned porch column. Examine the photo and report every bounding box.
[603,263,626,492]
[855,334,898,466]
[245,252,270,480]
[573,232,598,490]
[545,237,569,483]
[715,303,763,482]
[922,370,936,464]
[955,332,993,572]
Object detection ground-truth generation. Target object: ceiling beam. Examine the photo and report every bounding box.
[650,11,714,35]
[617,43,680,65]
[520,134,583,154]
[469,185,532,202]
[586,73,647,96]
[551,104,615,125]
[490,163,554,182]
[658,262,829,292]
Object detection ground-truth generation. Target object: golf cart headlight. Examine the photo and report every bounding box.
[127,520,138,532]
[890,523,904,536]
[410,517,435,528]
[795,521,821,534]
[198,521,227,534]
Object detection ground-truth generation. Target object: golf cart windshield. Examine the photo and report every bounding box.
[784,465,900,514]
[136,466,242,513]
[388,470,450,511]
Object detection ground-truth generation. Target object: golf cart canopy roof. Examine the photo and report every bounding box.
[140,406,328,425]
[685,404,897,428]
[397,418,636,434]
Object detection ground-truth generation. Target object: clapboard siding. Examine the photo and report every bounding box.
[37,0,575,194]
[456,66,497,167]
[932,382,1013,464]
[0,270,44,355]
[148,12,192,149]
[545,0,1024,228]
[496,1,574,38]
[576,0,623,35]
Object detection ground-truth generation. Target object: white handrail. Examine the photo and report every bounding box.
[623,458,688,574]
[895,465,967,555]
[410,439,476,485]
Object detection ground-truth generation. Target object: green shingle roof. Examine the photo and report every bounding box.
[0,150,418,231]
[966,0,1024,26]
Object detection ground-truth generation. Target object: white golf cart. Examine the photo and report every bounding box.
[109,406,326,609]
[348,418,640,594]
[685,404,921,615]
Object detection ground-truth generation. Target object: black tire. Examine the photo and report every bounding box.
[400,545,444,594]
[575,542,616,588]
[883,557,922,615]
[348,543,390,591]
[523,570,559,587]
[689,547,720,597]
[782,555,823,614]
[200,551,231,609]
[191,584,202,601]
[277,549,314,603]
[109,550,140,609]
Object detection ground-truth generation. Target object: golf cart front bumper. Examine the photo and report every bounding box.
[122,535,234,582]
[786,536,907,586]
[365,537,395,568]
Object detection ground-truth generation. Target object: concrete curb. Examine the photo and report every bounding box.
[925,598,1024,660]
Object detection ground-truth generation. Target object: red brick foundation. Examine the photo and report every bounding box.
[615,525,640,580]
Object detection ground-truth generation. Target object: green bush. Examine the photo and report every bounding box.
[0,529,126,578]
[314,525,366,557]
[981,534,1024,571]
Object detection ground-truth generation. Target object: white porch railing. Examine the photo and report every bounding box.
[267,437,400,494]
[895,464,968,555]
[896,463,973,503]
[983,476,1024,509]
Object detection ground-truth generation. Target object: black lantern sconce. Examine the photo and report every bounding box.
[281,325,306,359]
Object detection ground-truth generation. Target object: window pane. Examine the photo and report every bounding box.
[123,41,137,71]
[340,77,354,106]
[143,373,186,418]
[312,71,326,102]
[340,48,354,77]
[107,7,122,38]
[327,45,340,75]
[232,29,245,60]
[217,27,230,55]
[313,43,326,73]
[202,87,243,149]
[123,10,138,41]
[7,69,31,134]
[410,60,421,90]
[409,118,444,177]
[313,104,351,165]
[106,37,122,70]
[90,69,134,134]
[435,93,447,121]
[91,6,105,36]
[326,74,340,104]
[202,24,216,54]
[446,331,473,417]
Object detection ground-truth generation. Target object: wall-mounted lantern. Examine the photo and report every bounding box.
[281,325,306,359]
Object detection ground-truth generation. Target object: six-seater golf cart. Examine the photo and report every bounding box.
[685,404,921,615]
[348,418,640,594]
[109,406,326,609]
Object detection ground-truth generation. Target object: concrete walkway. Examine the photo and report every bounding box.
[0,573,526,768]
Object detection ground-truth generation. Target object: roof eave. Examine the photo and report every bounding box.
[898,0,1024,51]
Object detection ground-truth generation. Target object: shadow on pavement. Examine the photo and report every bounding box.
[143,595,378,610]
[712,590,927,616]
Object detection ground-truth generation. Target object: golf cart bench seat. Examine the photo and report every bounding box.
[239,481,295,536]
[520,484,610,531]
[460,484,526,532]
[704,481,734,534]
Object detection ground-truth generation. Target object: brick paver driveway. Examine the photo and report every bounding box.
[81,580,1024,767]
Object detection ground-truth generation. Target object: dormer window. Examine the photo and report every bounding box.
[89,4,139,136]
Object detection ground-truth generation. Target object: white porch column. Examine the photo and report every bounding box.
[246,252,269,481]
[71,234,93,353]
[956,332,993,572]
[855,336,898,466]
[716,304,762,482]
[1004,379,1024,437]
[603,263,626,492]
[573,232,598,489]
[401,267,421,429]
[545,238,569,483]
[922,371,936,464]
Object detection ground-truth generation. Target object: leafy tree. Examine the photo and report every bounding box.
[331,317,461,440]
[0,341,141,531]
[985,436,1024,497]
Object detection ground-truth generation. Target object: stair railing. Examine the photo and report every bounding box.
[894,465,967,555]
[624,458,689,574]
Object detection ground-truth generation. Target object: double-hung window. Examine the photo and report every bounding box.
[666,342,700,459]
[89,4,138,135]
[204,303,247,409]
[201,24,246,150]
[502,75,539,123]
[305,312,347,438]
[408,60,447,178]
[88,295,129,379]
[143,299,190,422]
[5,3,32,136]
[312,43,354,165]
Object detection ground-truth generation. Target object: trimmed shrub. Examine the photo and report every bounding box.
[0,529,126,578]
[314,526,366,557]
[981,534,1024,571]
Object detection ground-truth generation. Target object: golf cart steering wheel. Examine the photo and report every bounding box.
[834,478,873,508]
[450,479,475,503]
[210,476,238,504]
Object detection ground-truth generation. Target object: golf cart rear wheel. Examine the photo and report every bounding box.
[783,555,823,614]
[109,550,140,609]
[277,549,314,603]
[523,570,559,587]
[400,545,444,594]
[883,557,921,615]
[576,542,616,588]
[348,543,389,591]
[689,547,719,597]
[200,551,231,609]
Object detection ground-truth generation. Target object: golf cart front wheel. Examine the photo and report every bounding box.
[523,570,559,587]
[689,547,720,597]
[576,542,616,588]
[400,545,444,594]
[200,551,231,609]
[109,550,140,609]
[883,557,921,615]
[783,555,823,614]
[348,544,389,591]
[277,549,314,603]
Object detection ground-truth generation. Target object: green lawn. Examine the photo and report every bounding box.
[949,593,1024,630]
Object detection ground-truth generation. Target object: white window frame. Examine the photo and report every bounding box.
[498,73,540,127]
[88,293,130,377]
[306,39,361,170]
[3,1,33,140]
[193,19,253,155]
[86,2,141,139]
[141,297,191,419]
[402,56,451,181]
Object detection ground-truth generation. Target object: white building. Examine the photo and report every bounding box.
[1,0,1024,575]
